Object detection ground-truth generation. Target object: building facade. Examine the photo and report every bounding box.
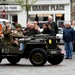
[0,0,71,27]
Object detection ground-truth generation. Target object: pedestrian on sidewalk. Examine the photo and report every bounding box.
[71,20,75,52]
[63,22,75,59]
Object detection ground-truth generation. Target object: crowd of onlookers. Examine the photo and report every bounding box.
[22,21,56,36]
[12,17,75,60]
[22,15,58,36]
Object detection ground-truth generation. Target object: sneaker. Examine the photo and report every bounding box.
[69,57,72,59]
[65,57,69,59]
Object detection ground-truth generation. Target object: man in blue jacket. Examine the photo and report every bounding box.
[63,22,75,59]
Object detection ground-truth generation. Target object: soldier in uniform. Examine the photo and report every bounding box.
[13,23,25,38]
[3,23,26,46]
[3,25,18,46]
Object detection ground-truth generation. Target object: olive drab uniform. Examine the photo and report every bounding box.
[3,30,14,46]
[13,23,25,38]
[3,30,24,46]
[12,30,25,38]
[3,23,25,46]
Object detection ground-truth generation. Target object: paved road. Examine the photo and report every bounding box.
[0,45,75,75]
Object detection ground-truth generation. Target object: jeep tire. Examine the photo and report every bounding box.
[48,54,64,65]
[7,57,21,65]
[29,48,48,66]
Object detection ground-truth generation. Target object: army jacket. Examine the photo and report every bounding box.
[3,30,14,46]
[12,30,25,38]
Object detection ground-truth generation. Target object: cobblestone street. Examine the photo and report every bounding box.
[0,45,75,75]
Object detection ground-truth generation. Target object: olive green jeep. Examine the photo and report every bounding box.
[0,34,64,66]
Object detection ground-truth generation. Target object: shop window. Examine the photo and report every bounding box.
[29,14,51,21]
[56,14,64,21]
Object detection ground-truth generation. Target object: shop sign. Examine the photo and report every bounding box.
[0,5,22,11]
[32,5,65,11]
[0,0,6,1]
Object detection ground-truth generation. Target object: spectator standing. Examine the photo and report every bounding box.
[42,23,55,36]
[42,23,50,34]
[47,16,58,35]
[47,22,55,36]
[63,22,75,59]
[71,20,75,52]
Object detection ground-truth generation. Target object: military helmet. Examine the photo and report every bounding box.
[15,23,22,28]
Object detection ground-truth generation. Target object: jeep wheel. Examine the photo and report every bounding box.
[7,57,21,65]
[48,54,64,65]
[29,48,48,66]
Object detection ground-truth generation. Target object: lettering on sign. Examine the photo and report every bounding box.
[51,5,64,11]
[0,7,3,10]
[32,5,49,11]
[0,6,17,10]
[32,5,65,11]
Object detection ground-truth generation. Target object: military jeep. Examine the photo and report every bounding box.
[0,34,64,66]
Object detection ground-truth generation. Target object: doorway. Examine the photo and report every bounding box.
[11,15,18,26]
[12,15,18,23]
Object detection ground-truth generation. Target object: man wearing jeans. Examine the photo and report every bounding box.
[63,22,75,59]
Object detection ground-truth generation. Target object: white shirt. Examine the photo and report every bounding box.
[71,25,75,31]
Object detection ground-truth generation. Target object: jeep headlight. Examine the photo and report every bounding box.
[49,39,52,44]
